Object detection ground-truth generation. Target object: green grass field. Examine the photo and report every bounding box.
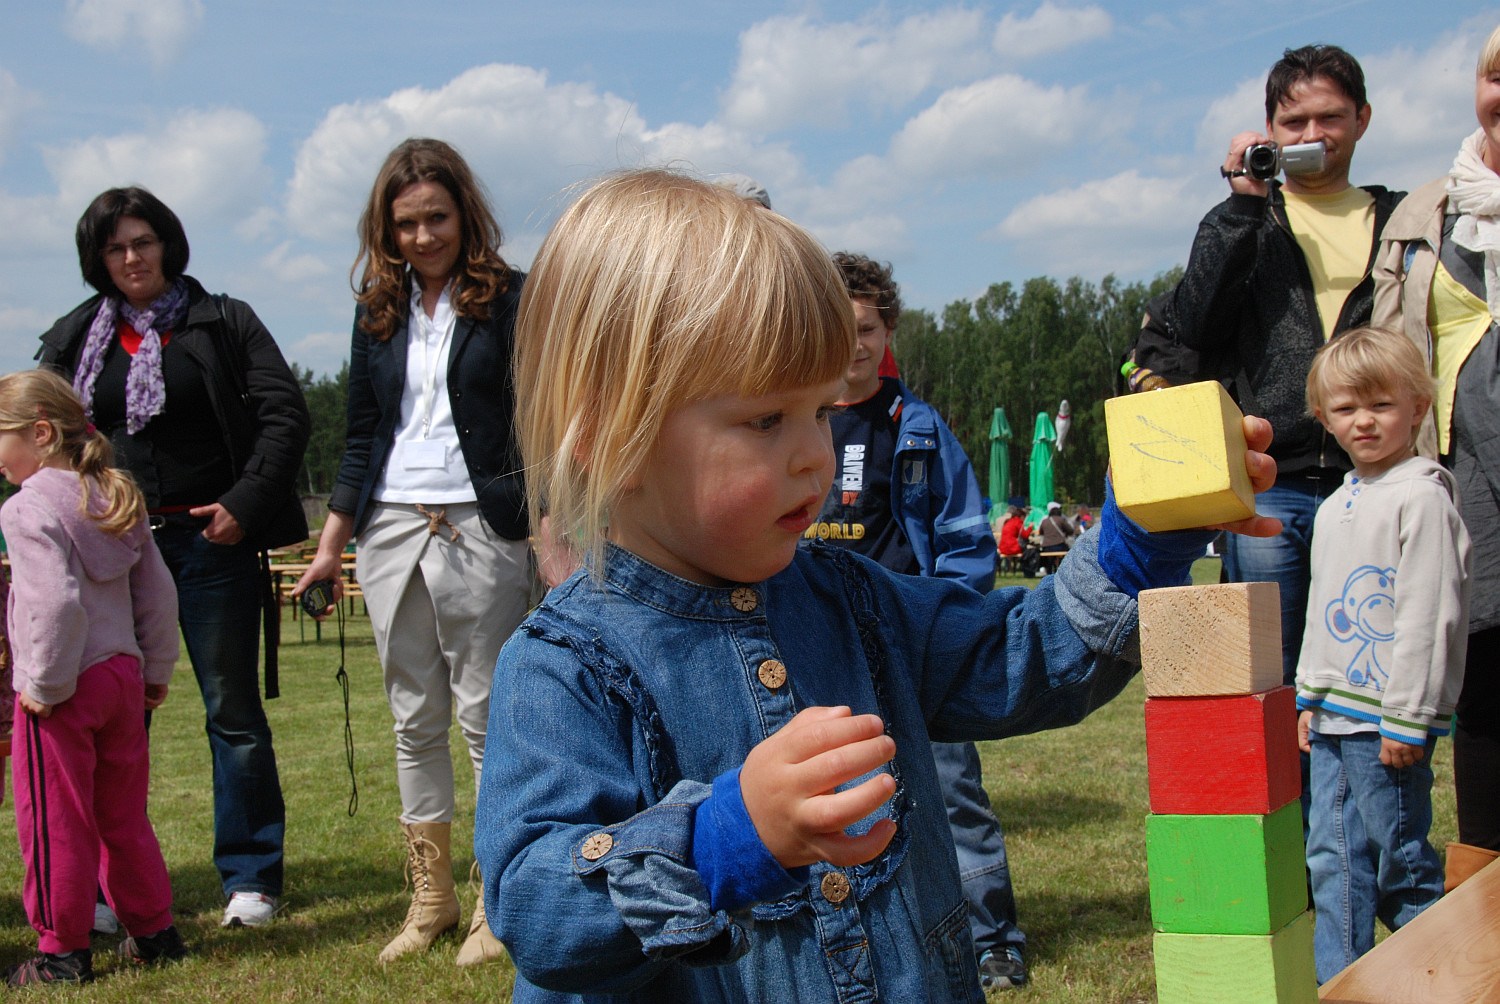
[0,559,1457,1001]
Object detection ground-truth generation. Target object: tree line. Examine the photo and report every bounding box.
[291,268,1185,503]
[894,268,1183,506]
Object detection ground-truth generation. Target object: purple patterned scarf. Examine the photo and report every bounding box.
[72,278,190,434]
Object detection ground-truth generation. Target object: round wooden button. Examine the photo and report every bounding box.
[820,871,851,905]
[729,587,759,612]
[580,832,614,861]
[757,659,787,690]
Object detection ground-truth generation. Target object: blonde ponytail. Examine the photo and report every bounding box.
[0,370,145,536]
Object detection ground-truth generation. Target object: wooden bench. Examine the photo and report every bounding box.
[1319,855,1500,1002]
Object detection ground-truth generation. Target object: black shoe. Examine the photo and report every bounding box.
[3,949,95,986]
[117,924,189,964]
[978,946,1027,990]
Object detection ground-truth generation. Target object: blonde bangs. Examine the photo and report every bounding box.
[1306,327,1434,417]
[1480,24,1500,76]
[515,169,854,566]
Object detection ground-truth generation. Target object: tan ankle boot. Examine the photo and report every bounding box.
[455,864,506,967]
[1445,841,1500,892]
[378,821,461,963]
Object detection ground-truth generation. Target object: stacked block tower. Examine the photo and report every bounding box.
[1106,382,1317,1002]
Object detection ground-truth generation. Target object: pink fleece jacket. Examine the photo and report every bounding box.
[2,467,178,706]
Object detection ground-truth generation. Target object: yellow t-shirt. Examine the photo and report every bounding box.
[1282,187,1376,342]
[1427,260,1492,455]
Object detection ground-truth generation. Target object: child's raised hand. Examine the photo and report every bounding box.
[739,706,898,870]
[144,683,169,710]
[19,693,51,718]
[1380,736,1426,769]
[1210,415,1282,538]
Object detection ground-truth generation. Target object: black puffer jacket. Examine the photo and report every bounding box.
[37,276,311,549]
[1159,182,1404,476]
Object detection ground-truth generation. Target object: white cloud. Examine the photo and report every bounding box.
[286,63,797,247]
[1195,76,1265,157]
[721,9,991,133]
[993,169,1216,275]
[888,75,1095,177]
[0,66,38,159]
[259,241,332,284]
[1358,30,1482,191]
[992,2,1112,61]
[807,214,910,260]
[63,0,204,70]
[41,108,270,226]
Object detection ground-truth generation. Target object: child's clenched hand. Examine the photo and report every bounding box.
[740,706,898,870]
[19,693,51,718]
[144,683,169,710]
[1380,737,1425,769]
[1298,710,1313,753]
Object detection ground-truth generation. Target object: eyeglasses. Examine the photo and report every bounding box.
[102,236,161,262]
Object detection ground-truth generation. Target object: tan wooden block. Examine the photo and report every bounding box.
[1140,582,1282,696]
[1106,381,1255,532]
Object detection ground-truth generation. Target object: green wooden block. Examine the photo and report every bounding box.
[1147,801,1304,934]
[1154,910,1317,1003]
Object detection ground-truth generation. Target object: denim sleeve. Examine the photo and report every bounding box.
[691,768,807,913]
[476,626,750,996]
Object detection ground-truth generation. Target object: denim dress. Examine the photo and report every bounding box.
[476,531,1143,1003]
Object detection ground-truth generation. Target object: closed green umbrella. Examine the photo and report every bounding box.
[1028,411,1057,527]
[988,407,1012,524]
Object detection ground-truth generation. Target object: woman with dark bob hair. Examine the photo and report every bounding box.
[37,186,310,930]
[294,138,530,966]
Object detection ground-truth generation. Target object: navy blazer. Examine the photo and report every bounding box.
[329,273,528,540]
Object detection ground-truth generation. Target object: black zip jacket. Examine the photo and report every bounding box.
[37,276,310,548]
[329,273,527,540]
[1160,182,1405,476]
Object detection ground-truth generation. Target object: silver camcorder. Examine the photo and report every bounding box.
[1243,140,1326,181]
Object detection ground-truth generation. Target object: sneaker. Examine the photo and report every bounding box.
[978,946,1027,990]
[117,924,189,964]
[92,900,120,935]
[221,891,278,928]
[2,950,94,987]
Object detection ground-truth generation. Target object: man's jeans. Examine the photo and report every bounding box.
[155,521,285,899]
[1222,475,1338,685]
[1307,731,1441,985]
[932,741,1026,958]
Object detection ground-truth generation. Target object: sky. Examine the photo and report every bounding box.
[1,0,1497,378]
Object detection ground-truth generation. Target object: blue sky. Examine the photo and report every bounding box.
[2,1,1497,377]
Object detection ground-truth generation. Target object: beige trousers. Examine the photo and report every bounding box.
[358,501,531,823]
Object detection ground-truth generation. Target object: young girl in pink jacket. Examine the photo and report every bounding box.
[0,369,182,985]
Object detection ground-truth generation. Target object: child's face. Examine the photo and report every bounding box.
[0,422,49,486]
[842,298,892,403]
[609,378,842,586]
[1316,382,1429,478]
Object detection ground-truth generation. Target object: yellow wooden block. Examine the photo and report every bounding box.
[1106,381,1255,532]
[1140,582,1283,696]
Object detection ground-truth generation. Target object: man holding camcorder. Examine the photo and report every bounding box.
[1157,44,1405,687]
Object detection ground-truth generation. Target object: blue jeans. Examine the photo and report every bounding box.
[154,521,285,898]
[932,741,1026,958]
[1307,731,1442,985]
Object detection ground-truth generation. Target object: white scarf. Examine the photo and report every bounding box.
[1447,127,1500,321]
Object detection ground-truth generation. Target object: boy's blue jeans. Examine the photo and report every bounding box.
[1307,731,1442,985]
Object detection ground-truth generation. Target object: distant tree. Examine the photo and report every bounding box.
[894,268,1183,505]
[294,362,349,494]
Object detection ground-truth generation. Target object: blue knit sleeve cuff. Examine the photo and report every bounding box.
[691,768,808,913]
[1095,478,1216,599]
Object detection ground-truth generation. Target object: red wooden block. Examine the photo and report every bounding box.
[1145,686,1300,815]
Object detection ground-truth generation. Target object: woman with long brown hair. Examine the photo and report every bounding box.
[294,138,529,966]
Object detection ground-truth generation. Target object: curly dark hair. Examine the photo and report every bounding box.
[75,187,190,297]
[831,252,901,330]
[1265,44,1367,120]
[352,138,512,341]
